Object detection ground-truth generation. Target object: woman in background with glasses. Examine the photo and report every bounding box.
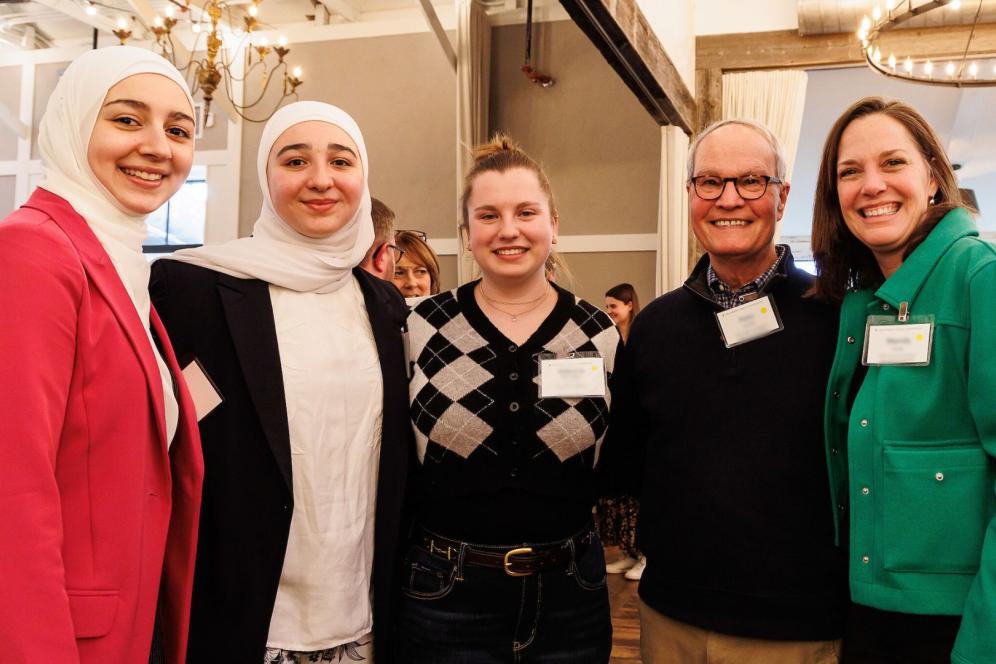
[393,229,441,297]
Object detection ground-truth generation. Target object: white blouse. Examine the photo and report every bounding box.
[265,275,383,652]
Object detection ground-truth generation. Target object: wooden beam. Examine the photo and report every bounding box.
[695,67,722,132]
[558,0,696,135]
[416,0,457,72]
[697,23,996,72]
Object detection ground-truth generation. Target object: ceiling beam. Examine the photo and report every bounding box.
[317,0,360,22]
[697,23,996,72]
[416,0,457,71]
[558,0,696,134]
[30,0,120,35]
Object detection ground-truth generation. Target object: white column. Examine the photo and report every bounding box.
[656,125,689,296]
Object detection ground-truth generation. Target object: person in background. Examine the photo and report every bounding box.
[400,134,619,662]
[812,97,996,664]
[150,101,410,664]
[544,251,573,287]
[393,229,441,297]
[0,47,204,662]
[603,118,847,664]
[598,282,644,580]
[359,197,401,281]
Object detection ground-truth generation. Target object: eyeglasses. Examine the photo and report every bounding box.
[690,174,783,201]
[383,243,405,261]
[396,229,428,242]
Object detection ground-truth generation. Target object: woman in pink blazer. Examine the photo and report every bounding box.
[0,47,203,663]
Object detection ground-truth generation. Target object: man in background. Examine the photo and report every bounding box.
[360,197,399,281]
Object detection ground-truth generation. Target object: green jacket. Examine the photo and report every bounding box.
[824,208,996,664]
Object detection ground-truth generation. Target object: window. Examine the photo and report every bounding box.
[143,165,207,253]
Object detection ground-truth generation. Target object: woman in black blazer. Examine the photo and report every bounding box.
[150,102,411,664]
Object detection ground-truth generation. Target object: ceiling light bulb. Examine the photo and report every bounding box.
[904,56,913,73]
[861,16,871,31]
[292,66,302,79]
[950,0,961,9]
[872,5,882,21]
[873,47,882,63]
[192,22,201,33]
[924,60,934,76]
[885,0,895,10]
[85,3,96,15]
[248,5,258,17]
[116,16,127,29]
[888,53,896,69]
[260,36,268,47]
[278,35,287,47]
[165,6,175,18]
[946,62,955,77]
[969,61,978,77]
[153,16,163,27]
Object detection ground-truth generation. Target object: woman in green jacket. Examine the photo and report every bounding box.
[812,97,995,664]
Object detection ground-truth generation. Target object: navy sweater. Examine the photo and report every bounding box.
[603,251,848,640]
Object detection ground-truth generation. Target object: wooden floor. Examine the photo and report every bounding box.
[606,549,642,663]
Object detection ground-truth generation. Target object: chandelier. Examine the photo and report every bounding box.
[858,0,996,87]
[111,0,303,122]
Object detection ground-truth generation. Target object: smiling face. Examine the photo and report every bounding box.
[466,167,558,288]
[86,73,195,215]
[266,120,363,239]
[604,296,632,326]
[393,254,431,297]
[688,124,788,283]
[836,113,938,276]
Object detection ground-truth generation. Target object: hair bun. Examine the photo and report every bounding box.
[472,132,523,164]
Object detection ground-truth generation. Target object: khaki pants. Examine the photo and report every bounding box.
[640,600,841,664]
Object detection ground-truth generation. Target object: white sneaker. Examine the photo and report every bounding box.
[605,555,639,574]
[624,556,646,580]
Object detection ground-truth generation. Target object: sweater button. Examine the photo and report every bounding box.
[935,472,945,482]
[847,336,856,344]
[860,418,869,427]
[831,447,838,456]
[832,391,840,399]
[509,344,518,353]
[509,402,520,412]
[882,303,890,311]
[838,503,846,511]
[862,555,870,564]
[509,372,519,381]
[861,487,870,495]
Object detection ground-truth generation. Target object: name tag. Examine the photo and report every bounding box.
[539,356,606,398]
[181,358,223,421]
[863,318,933,366]
[715,295,783,348]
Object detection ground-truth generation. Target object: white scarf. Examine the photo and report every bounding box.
[166,101,373,294]
[37,46,194,446]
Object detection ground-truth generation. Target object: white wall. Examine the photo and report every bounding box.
[635,0,695,91]
[694,0,798,36]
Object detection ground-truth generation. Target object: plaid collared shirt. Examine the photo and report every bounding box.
[706,244,787,310]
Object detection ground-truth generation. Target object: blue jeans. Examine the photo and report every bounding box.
[397,529,612,663]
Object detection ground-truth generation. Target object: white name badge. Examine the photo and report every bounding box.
[181,358,223,421]
[863,320,933,366]
[539,357,607,398]
[715,295,784,348]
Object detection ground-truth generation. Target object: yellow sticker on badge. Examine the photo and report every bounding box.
[916,334,924,341]
[760,307,768,314]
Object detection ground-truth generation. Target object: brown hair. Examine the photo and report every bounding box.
[395,230,441,295]
[811,97,965,304]
[459,133,558,231]
[370,197,396,245]
[605,282,640,317]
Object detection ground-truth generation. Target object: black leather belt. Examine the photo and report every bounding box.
[417,527,594,577]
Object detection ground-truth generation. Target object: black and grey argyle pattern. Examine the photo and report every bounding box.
[408,286,618,466]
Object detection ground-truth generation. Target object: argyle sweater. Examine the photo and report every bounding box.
[407,280,619,543]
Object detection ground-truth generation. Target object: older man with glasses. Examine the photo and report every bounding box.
[360,197,403,281]
[602,119,848,663]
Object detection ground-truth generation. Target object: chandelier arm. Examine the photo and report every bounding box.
[236,62,286,110]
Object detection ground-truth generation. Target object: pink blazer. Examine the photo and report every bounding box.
[0,189,204,663]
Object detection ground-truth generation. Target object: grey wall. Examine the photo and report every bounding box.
[489,20,660,303]
[0,66,20,161]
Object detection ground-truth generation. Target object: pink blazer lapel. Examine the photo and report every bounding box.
[26,189,168,450]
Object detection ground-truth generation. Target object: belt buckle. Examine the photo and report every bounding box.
[428,539,452,561]
[503,547,534,577]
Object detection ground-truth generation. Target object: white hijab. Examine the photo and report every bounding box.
[38,46,194,446]
[167,101,374,294]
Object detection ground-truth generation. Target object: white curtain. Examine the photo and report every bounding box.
[722,69,808,181]
[455,0,490,283]
[657,125,690,296]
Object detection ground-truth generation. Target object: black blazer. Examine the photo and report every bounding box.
[150,261,412,663]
